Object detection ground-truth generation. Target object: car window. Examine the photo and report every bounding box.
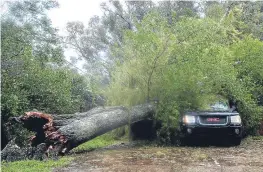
[197,101,230,111]
[210,102,229,111]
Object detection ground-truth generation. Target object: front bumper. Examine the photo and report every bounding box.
[180,125,243,138]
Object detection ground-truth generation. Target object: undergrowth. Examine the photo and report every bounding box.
[72,127,129,153]
[1,157,73,172]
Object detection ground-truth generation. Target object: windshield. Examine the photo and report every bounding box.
[209,102,230,111]
[198,101,230,111]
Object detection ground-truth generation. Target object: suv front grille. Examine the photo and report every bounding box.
[198,116,228,125]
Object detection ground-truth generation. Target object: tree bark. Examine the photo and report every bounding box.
[7,103,155,157]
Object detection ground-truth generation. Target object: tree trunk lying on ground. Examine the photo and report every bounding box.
[2,104,155,161]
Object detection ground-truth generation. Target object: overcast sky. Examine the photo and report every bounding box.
[1,0,107,73]
[48,0,104,35]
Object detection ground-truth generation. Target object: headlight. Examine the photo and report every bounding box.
[183,115,196,124]
[230,115,241,124]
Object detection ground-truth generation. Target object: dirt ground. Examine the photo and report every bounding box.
[54,138,263,172]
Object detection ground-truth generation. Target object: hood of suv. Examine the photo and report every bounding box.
[185,111,239,116]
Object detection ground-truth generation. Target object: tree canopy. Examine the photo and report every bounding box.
[1,0,91,148]
[100,1,263,136]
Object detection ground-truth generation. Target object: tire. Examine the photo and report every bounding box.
[179,136,190,146]
[232,137,241,146]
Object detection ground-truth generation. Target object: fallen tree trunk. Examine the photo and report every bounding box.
[52,106,127,127]
[59,104,155,150]
[4,104,155,160]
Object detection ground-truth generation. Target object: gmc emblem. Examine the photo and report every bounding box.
[207,118,220,122]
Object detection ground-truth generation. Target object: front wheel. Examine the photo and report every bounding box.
[179,137,188,146]
[179,136,193,146]
[231,137,242,146]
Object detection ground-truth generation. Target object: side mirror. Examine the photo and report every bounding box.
[230,105,237,112]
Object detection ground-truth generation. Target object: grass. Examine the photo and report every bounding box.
[1,128,129,171]
[192,150,208,161]
[251,135,263,140]
[1,157,73,172]
[72,132,128,153]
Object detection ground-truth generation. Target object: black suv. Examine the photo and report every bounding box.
[179,101,243,145]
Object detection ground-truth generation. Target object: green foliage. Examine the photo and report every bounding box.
[106,10,263,141]
[72,132,127,153]
[1,0,90,146]
[251,136,263,140]
[3,0,63,64]
[204,1,263,40]
[1,157,72,172]
[1,41,88,120]
[155,101,180,144]
[106,12,176,106]
[205,3,225,21]
[231,38,263,104]
[1,0,89,119]
[2,0,263,147]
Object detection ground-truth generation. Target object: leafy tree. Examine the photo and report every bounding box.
[1,0,90,147]
[106,12,175,106]
[204,1,263,40]
[105,10,262,140]
[64,1,201,87]
[2,0,64,64]
[231,37,263,106]
[1,0,87,117]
